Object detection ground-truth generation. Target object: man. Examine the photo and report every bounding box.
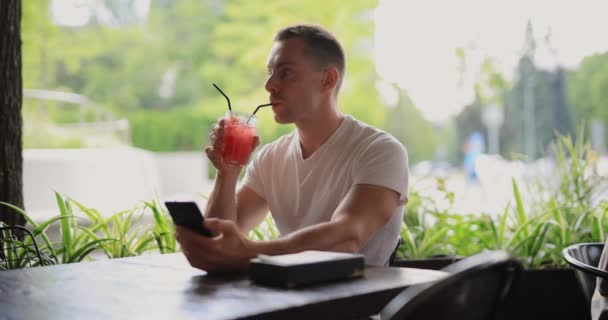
[176,24,409,273]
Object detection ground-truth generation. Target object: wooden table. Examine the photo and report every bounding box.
[0,253,446,320]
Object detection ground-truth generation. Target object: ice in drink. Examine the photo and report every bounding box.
[222,112,256,166]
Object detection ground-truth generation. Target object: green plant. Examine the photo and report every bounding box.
[1,192,114,266]
[1,200,71,267]
[529,130,608,267]
[0,194,183,269]
[50,192,116,264]
[70,199,160,258]
[248,215,279,241]
[145,200,179,254]
[396,130,608,269]
[0,222,42,270]
[397,182,452,259]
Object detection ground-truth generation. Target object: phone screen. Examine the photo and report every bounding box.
[164,201,213,237]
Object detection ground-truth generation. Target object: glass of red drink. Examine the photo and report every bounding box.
[221,111,257,166]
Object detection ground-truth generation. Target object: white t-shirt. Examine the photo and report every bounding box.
[242,115,409,266]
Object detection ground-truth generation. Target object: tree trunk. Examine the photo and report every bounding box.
[0,0,25,226]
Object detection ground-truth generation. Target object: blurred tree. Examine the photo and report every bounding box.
[567,52,608,143]
[387,86,439,164]
[455,57,511,162]
[505,60,573,160]
[21,0,440,164]
[22,0,57,90]
[455,98,484,162]
[0,0,25,226]
[455,22,578,162]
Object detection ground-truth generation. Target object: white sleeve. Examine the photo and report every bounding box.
[352,135,409,205]
[241,144,268,199]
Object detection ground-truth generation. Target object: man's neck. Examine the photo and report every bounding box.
[296,104,344,159]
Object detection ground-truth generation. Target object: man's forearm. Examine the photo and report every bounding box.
[205,174,238,221]
[250,220,363,256]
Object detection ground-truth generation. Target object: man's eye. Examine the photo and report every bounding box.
[280,69,292,78]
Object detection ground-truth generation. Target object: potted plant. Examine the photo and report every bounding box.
[393,132,608,320]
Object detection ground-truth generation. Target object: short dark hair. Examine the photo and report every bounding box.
[274,24,346,91]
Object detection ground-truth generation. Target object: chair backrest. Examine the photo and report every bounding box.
[562,242,606,303]
[380,250,522,320]
[0,225,43,270]
[387,237,402,266]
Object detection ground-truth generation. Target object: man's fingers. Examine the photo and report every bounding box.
[209,131,224,144]
[205,147,219,162]
[204,218,226,235]
[176,226,202,244]
[205,218,240,236]
[177,226,223,255]
[210,122,225,144]
[205,146,224,164]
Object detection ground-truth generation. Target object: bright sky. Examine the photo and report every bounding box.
[374,0,608,123]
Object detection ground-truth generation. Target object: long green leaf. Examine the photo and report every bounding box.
[68,239,114,263]
[506,213,549,249]
[485,215,499,249]
[146,200,175,250]
[145,200,166,229]
[592,216,601,241]
[251,228,264,240]
[400,224,418,258]
[0,201,62,261]
[512,179,529,240]
[573,209,593,233]
[419,227,449,255]
[498,203,511,249]
[134,235,156,254]
[75,247,102,263]
[69,199,113,238]
[55,192,72,261]
[79,227,117,259]
[529,222,552,267]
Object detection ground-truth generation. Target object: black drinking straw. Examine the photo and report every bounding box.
[213,83,231,112]
[247,103,272,124]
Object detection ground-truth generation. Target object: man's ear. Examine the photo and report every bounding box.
[321,67,340,93]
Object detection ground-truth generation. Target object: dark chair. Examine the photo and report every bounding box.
[379,250,522,320]
[563,242,608,320]
[0,225,43,270]
[387,237,402,266]
[562,242,605,303]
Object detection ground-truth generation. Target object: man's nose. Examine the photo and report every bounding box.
[264,75,277,94]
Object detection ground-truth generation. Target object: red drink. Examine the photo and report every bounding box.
[222,112,256,166]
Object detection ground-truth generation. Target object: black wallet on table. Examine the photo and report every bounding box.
[249,250,365,288]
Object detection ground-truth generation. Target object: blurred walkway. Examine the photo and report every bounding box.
[22,149,608,224]
[23,147,213,223]
[411,154,608,217]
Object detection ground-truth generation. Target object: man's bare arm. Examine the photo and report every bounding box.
[205,174,239,221]
[176,184,402,273]
[235,186,269,233]
[205,176,268,231]
[251,184,401,255]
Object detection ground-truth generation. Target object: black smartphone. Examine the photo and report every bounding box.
[164,201,213,237]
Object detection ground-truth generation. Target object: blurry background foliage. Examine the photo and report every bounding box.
[22,1,608,165]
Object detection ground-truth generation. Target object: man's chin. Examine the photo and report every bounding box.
[273,114,293,124]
